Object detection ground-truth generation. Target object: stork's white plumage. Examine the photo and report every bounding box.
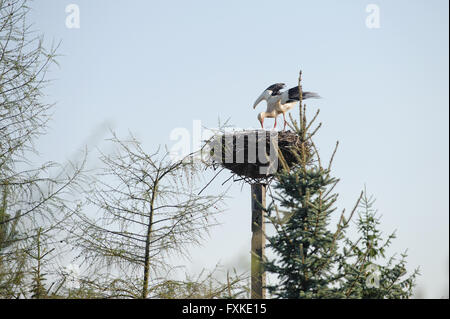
[253,83,320,130]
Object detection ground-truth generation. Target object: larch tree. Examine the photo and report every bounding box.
[0,0,85,297]
[70,134,228,299]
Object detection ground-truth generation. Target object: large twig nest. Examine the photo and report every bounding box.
[207,130,310,184]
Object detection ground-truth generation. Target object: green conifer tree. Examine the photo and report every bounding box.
[27,228,54,299]
[340,191,419,298]
[264,73,345,298]
[264,72,418,299]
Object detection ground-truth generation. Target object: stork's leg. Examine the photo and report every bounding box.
[273,116,277,129]
[283,113,287,131]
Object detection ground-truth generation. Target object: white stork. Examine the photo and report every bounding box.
[252,83,320,130]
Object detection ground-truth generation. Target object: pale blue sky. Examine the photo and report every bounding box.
[30,1,448,298]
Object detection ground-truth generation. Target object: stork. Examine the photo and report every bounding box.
[252,83,320,130]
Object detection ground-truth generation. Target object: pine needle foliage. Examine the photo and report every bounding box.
[340,191,420,298]
[264,72,418,299]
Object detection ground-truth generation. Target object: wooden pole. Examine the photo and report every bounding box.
[251,183,266,299]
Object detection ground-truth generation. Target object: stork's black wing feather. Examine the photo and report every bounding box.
[266,83,286,96]
[286,86,321,102]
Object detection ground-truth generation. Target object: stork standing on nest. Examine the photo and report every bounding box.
[253,83,320,130]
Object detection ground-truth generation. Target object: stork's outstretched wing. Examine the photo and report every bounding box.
[280,86,321,104]
[253,83,286,109]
